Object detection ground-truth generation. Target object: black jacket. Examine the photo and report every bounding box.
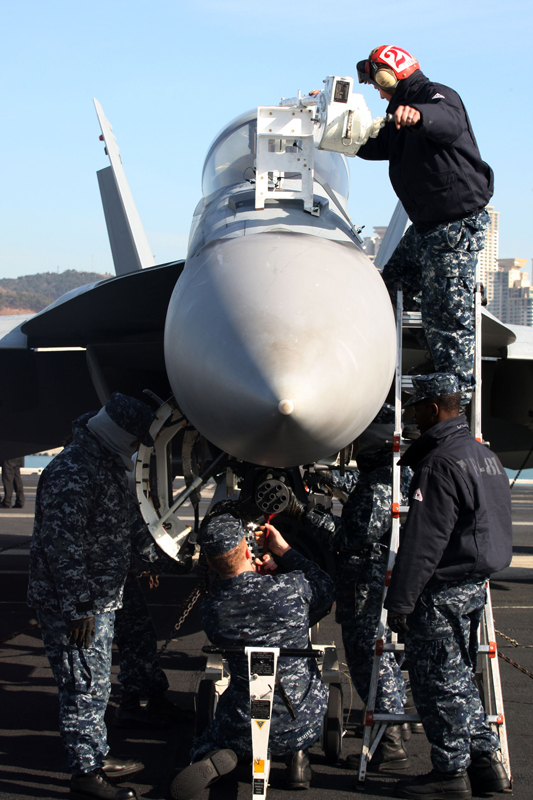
[357,71,493,232]
[384,417,512,614]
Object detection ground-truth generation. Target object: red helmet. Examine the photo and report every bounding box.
[357,45,420,91]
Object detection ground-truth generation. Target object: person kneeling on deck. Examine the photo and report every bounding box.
[171,502,334,800]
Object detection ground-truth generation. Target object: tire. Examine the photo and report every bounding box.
[195,679,216,736]
[310,623,320,644]
[322,682,343,763]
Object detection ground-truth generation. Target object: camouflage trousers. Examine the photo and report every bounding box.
[114,573,168,698]
[339,567,406,714]
[381,209,490,403]
[405,579,500,773]
[190,669,328,762]
[37,608,114,773]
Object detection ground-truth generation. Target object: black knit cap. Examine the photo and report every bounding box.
[105,392,156,447]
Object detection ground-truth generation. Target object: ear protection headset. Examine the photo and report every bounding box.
[357,45,420,91]
[373,65,399,90]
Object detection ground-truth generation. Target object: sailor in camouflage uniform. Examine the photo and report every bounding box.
[171,505,334,799]
[28,393,191,800]
[381,215,489,404]
[113,572,193,728]
[355,45,493,403]
[386,375,512,799]
[114,572,168,703]
[298,405,414,770]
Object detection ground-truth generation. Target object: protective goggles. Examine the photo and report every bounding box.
[356,59,373,85]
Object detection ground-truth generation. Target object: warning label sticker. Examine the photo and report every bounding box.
[251,700,271,719]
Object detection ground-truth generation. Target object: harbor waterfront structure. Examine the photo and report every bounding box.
[477,205,500,308]
[490,259,533,327]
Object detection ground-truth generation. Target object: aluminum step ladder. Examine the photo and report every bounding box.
[356,284,510,790]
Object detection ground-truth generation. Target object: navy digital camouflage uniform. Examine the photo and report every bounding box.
[303,450,412,714]
[405,579,499,773]
[385,378,512,773]
[381,211,489,403]
[27,397,189,773]
[37,609,115,771]
[114,571,169,699]
[191,511,335,762]
[326,467,359,496]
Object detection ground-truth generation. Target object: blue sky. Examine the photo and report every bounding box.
[0,0,531,279]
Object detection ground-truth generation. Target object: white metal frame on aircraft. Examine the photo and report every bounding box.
[255,75,390,217]
[135,400,192,560]
[255,106,316,214]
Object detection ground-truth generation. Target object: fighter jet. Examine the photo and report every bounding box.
[1,80,532,555]
[1,85,398,464]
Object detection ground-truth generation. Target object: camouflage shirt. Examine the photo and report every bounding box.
[27,415,184,620]
[196,547,334,756]
[302,455,412,623]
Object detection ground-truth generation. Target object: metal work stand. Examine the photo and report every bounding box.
[199,639,343,799]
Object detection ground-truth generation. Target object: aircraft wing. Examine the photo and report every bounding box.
[0,262,183,460]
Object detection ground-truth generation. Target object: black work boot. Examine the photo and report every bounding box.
[401,722,412,741]
[285,750,313,790]
[114,694,170,729]
[170,749,238,800]
[101,756,144,783]
[346,724,411,771]
[394,769,472,799]
[70,768,136,799]
[467,752,511,793]
[404,689,425,735]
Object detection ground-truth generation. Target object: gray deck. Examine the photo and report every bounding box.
[0,474,531,799]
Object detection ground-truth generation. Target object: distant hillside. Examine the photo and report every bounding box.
[0,270,113,315]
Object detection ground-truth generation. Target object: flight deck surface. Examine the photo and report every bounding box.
[1,475,531,799]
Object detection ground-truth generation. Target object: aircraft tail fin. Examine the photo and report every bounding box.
[94,98,155,275]
[373,201,409,270]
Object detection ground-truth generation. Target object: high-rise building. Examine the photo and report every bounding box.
[491,258,533,326]
[362,207,532,327]
[477,205,499,305]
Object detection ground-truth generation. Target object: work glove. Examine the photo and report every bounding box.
[67,616,95,648]
[387,610,409,635]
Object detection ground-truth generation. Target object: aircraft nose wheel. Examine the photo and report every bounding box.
[195,678,217,736]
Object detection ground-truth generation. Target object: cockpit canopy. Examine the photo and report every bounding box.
[201,110,350,203]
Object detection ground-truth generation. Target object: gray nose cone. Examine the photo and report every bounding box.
[164,232,396,466]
